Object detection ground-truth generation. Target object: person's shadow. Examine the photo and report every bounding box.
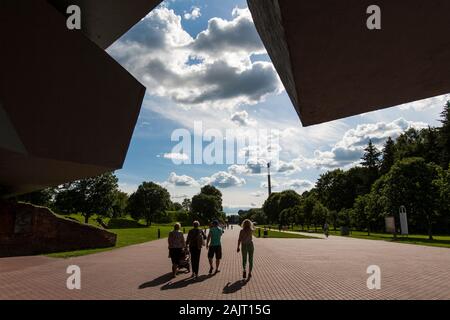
[222,279,249,294]
[161,274,212,290]
[138,272,174,289]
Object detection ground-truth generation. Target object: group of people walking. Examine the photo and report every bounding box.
[167,219,255,280]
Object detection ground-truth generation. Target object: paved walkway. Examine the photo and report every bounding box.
[1,226,450,300]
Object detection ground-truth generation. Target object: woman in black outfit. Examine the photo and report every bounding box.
[185,220,206,278]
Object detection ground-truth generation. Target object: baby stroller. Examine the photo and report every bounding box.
[178,248,191,273]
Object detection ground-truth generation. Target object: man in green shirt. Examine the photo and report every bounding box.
[207,220,224,274]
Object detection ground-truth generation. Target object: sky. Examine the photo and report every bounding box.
[106,0,450,214]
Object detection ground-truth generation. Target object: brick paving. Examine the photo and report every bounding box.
[1,226,450,300]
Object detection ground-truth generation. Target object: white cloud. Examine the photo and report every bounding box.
[260,178,314,194]
[398,94,450,111]
[189,7,265,60]
[167,172,199,187]
[228,158,299,176]
[238,140,281,165]
[228,158,267,175]
[260,179,314,193]
[243,159,265,174]
[251,190,265,197]
[230,110,256,126]
[282,179,314,192]
[294,118,428,170]
[118,182,138,195]
[228,164,248,175]
[184,6,201,20]
[260,178,280,189]
[201,171,245,188]
[338,118,426,149]
[172,194,189,199]
[274,160,301,175]
[163,152,189,161]
[113,6,445,210]
[108,7,282,111]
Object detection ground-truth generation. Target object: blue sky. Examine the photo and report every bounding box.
[106,0,449,213]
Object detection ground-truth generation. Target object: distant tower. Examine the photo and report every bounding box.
[267,162,272,196]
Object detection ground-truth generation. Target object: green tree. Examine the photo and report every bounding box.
[380,137,396,175]
[362,139,381,169]
[86,173,120,222]
[301,193,316,230]
[328,210,338,231]
[379,157,440,239]
[351,193,384,235]
[251,208,268,225]
[394,128,421,161]
[316,169,347,212]
[182,198,192,212]
[292,205,305,230]
[439,101,450,169]
[127,181,171,226]
[190,185,224,224]
[261,190,301,226]
[346,166,372,200]
[112,190,128,218]
[316,169,368,212]
[17,187,56,207]
[279,208,291,227]
[368,175,392,233]
[312,202,328,231]
[361,139,381,184]
[54,172,119,223]
[278,190,301,212]
[338,208,352,228]
[421,126,441,164]
[54,182,79,214]
[172,202,183,211]
[351,195,369,232]
[191,193,221,224]
[438,167,450,212]
[434,165,450,233]
[175,209,191,225]
[262,192,281,224]
[200,185,223,210]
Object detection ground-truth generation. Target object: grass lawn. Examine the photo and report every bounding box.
[278,225,450,249]
[47,214,198,258]
[254,228,319,239]
[324,230,450,248]
[55,212,109,228]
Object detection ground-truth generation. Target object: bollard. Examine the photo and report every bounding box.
[258,228,261,238]
[158,228,160,239]
[183,227,186,234]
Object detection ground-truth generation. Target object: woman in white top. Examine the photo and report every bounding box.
[168,223,186,277]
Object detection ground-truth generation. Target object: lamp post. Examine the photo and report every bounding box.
[267,162,272,196]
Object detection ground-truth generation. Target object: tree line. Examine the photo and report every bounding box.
[240,102,450,239]
[17,176,226,227]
